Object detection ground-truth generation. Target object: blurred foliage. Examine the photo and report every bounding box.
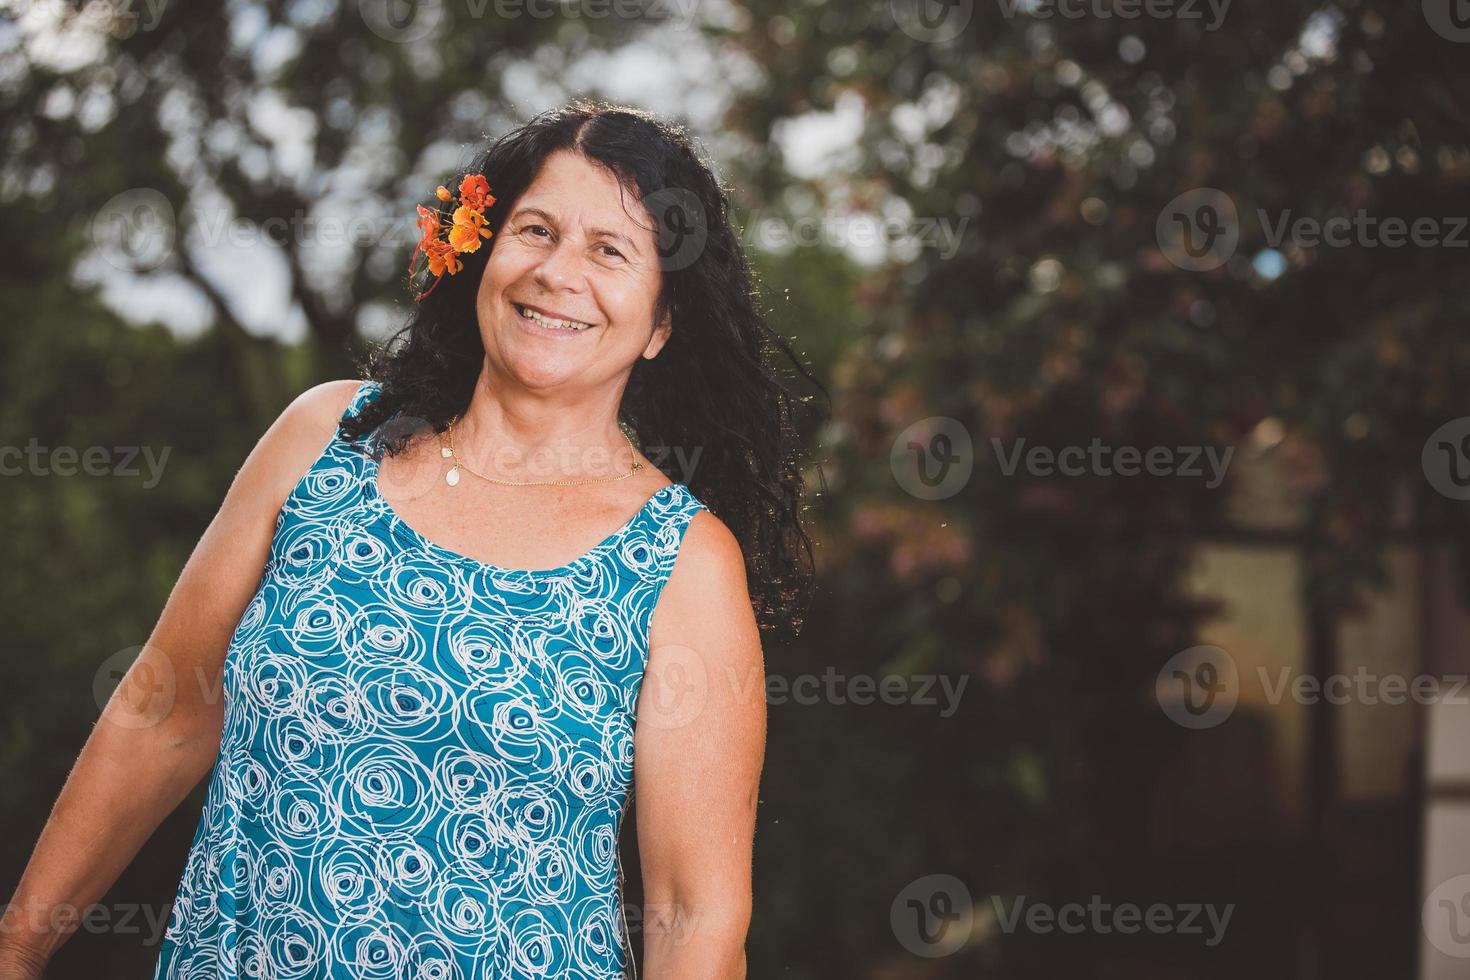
[2,0,1469,977]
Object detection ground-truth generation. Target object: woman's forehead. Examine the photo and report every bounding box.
[517,154,652,232]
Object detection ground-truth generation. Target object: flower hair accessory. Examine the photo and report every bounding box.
[406,172,496,301]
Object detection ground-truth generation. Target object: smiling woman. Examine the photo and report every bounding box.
[0,99,825,980]
[345,100,825,629]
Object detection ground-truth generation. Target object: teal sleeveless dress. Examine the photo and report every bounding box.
[153,379,707,979]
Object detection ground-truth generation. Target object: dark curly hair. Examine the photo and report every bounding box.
[339,98,827,638]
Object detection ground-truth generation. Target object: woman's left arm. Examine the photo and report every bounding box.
[632,511,767,979]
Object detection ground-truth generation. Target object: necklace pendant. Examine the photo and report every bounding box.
[445,466,461,487]
[441,446,453,458]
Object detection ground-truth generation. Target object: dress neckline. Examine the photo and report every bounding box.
[360,443,680,578]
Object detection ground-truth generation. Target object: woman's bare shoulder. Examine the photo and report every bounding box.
[667,508,750,598]
[275,378,366,456]
[235,379,368,514]
[290,378,368,431]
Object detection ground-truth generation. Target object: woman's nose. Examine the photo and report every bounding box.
[534,239,589,289]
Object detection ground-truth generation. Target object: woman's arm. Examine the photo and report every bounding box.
[0,379,363,975]
[632,512,767,979]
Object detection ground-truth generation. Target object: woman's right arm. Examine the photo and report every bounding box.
[0,378,364,977]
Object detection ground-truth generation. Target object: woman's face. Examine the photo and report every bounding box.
[475,149,672,394]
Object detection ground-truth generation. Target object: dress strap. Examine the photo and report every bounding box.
[339,379,382,426]
[640,483,709,591]
[336,379,384,447]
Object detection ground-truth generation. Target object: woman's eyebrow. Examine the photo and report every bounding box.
[510,206,641,251]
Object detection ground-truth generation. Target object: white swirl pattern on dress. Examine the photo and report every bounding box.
[153,379,706,979]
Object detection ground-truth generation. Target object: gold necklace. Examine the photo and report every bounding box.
[440,416,644,487]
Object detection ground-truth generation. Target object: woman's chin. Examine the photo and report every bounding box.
[494,347,589,390]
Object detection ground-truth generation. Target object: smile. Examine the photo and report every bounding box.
[512,301,596,332]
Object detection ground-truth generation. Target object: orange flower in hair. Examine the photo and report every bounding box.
[448,205,491,253]
[406,171,497,301]
[458,173,492,210]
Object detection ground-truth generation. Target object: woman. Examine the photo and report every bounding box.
[0,99,820,978]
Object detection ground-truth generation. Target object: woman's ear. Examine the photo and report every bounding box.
[642,307,673,360]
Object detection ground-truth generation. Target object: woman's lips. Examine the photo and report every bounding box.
[511,301,590,332]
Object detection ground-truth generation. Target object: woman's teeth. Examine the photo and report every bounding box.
[515,303,592,332]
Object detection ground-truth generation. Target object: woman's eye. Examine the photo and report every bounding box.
[600,245,624,259]
[524,224,550,238]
